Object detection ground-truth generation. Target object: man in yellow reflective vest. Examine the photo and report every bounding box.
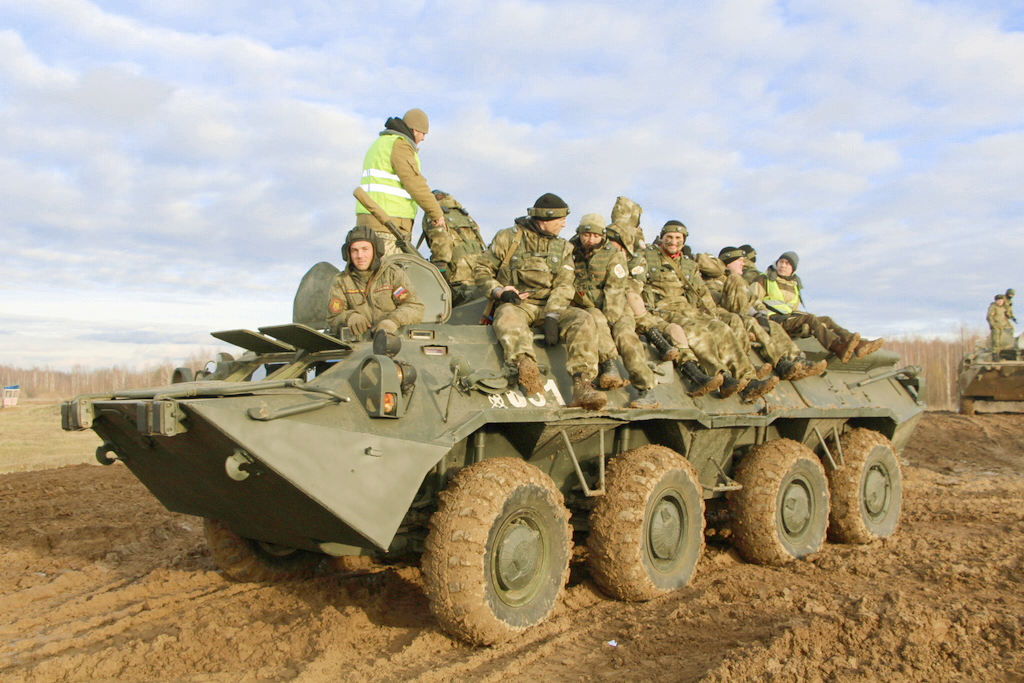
[355,108,446,256]
[751,252,883,363]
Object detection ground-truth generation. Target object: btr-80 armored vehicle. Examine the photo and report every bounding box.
[62,257,925,645]
[958,334,1024,414]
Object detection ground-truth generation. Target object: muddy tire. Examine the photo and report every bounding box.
[203,518,321,582]
[960,398,975,415]
[421,458,572,645]
[588,445,705,601]
[728,439,830,565]
[827,429,903,544]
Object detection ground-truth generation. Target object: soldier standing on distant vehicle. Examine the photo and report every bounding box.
[474,193,606,411]
[1006,289,1017,334]
[356,108,446,256]
[571,214,660,409]
[327,226,425,339]
[752,252,883,363]
[421,190,486,306]
[988,294,1013,352]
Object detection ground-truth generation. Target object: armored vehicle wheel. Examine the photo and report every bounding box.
[203,518,321,583]
[421,457,572,645]
[827,429,903,544]
[728,439,830,566]
[588,445,705,601]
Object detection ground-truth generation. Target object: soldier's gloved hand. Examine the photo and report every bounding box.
[499,289,522,305]
[374,319,398,335]
[542,314,560,347]
[754,312,771,331]
[347,312,370,336]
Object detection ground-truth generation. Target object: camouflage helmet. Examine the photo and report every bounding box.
[739,244,756,264]
[1007,288,1016,297]
[718,246,746,265]
[610,196,642,230]
[660,220,688,238]
[576,213,606,237]
[996,294,1006,301]
[431,189,463,212]
[527,193,570,219]
[342,225,384,271]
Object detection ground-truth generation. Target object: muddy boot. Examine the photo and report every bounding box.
[628,388,660,410]
[829,333,860,363]
[516,356,544,396]
[679,361,723,397]
[776,357,827,381]
[719,374,749,399]
[740,375,779,402]
[597,359,627,389]
[645,328,680,362]
[756,362,773,380]
[854,337,885,359]
[569,375,606,411]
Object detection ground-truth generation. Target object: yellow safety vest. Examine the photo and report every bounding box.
[764,277,800,314]
[356,134,420,219]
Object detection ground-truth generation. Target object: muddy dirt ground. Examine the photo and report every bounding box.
[1,410,1022,683]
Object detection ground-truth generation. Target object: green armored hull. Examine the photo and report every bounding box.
[958,340,1024,414]
[63,257,926,645]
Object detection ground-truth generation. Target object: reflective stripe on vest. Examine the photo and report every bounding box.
[764,277,799,314]
[356,134,419,219]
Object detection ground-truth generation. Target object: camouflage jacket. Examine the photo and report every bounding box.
[572,241,629,320]
[326,262,425,334]
[421,192,486,284]
[642,246,718,315]
[988,302,1011,329]
[474,218,576,315]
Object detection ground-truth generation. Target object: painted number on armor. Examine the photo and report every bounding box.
[487,379,566,409]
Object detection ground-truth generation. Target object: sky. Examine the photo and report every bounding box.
[2,0,1022,371]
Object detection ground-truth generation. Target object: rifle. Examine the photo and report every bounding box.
[353,187,423,258]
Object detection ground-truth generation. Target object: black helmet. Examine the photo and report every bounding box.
[342,225,385,271]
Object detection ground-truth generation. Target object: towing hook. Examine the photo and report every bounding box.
[95,442,120,466]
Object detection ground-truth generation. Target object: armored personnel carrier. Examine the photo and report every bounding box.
[62,257,925,645]
[958,335,1024,414]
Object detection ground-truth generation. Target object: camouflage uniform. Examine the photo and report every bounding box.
[326,259,425,336]
[642,246,758,381]
[572,240,656,391]
[988,300,1012,351]
[751,268,856,351]
[475,218,599,380]
[703,260,804,365]
[421,191,485,304]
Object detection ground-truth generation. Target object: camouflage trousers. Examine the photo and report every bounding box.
[990,325,1013,352]
[632,310,699,366]
[654,308,757,381]
[493,302,599,381]
[355,213,415,257]
[583,308,656,391]
[717,311,801,366]
[772,313,853,351]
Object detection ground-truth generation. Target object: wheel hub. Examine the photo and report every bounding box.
[649,497,683,560]
[863,464,890,518]
[495,520,541,593]
[781,479,812,536]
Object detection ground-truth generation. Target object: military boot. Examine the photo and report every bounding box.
[756,362,773,380]
[645,328,680,362]
[680,361,724,397]
[829,333,861,363]
[516,356,544,396]
[740,375,779,402]
[597,359,627,389]
[775,356,827,381]
[719,373,749,399]
[628,388,660,410]
[569,375,606,411]
[854,337,885,359]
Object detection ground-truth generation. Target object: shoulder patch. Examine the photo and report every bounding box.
[328,298,344,313]
[613,263,627,279]
[631,265,645,275]
[393,285,409,302]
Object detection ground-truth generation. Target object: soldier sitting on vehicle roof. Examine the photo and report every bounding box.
[327,226,425,339]
[420,190,486,306]
[751,252,883,363]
